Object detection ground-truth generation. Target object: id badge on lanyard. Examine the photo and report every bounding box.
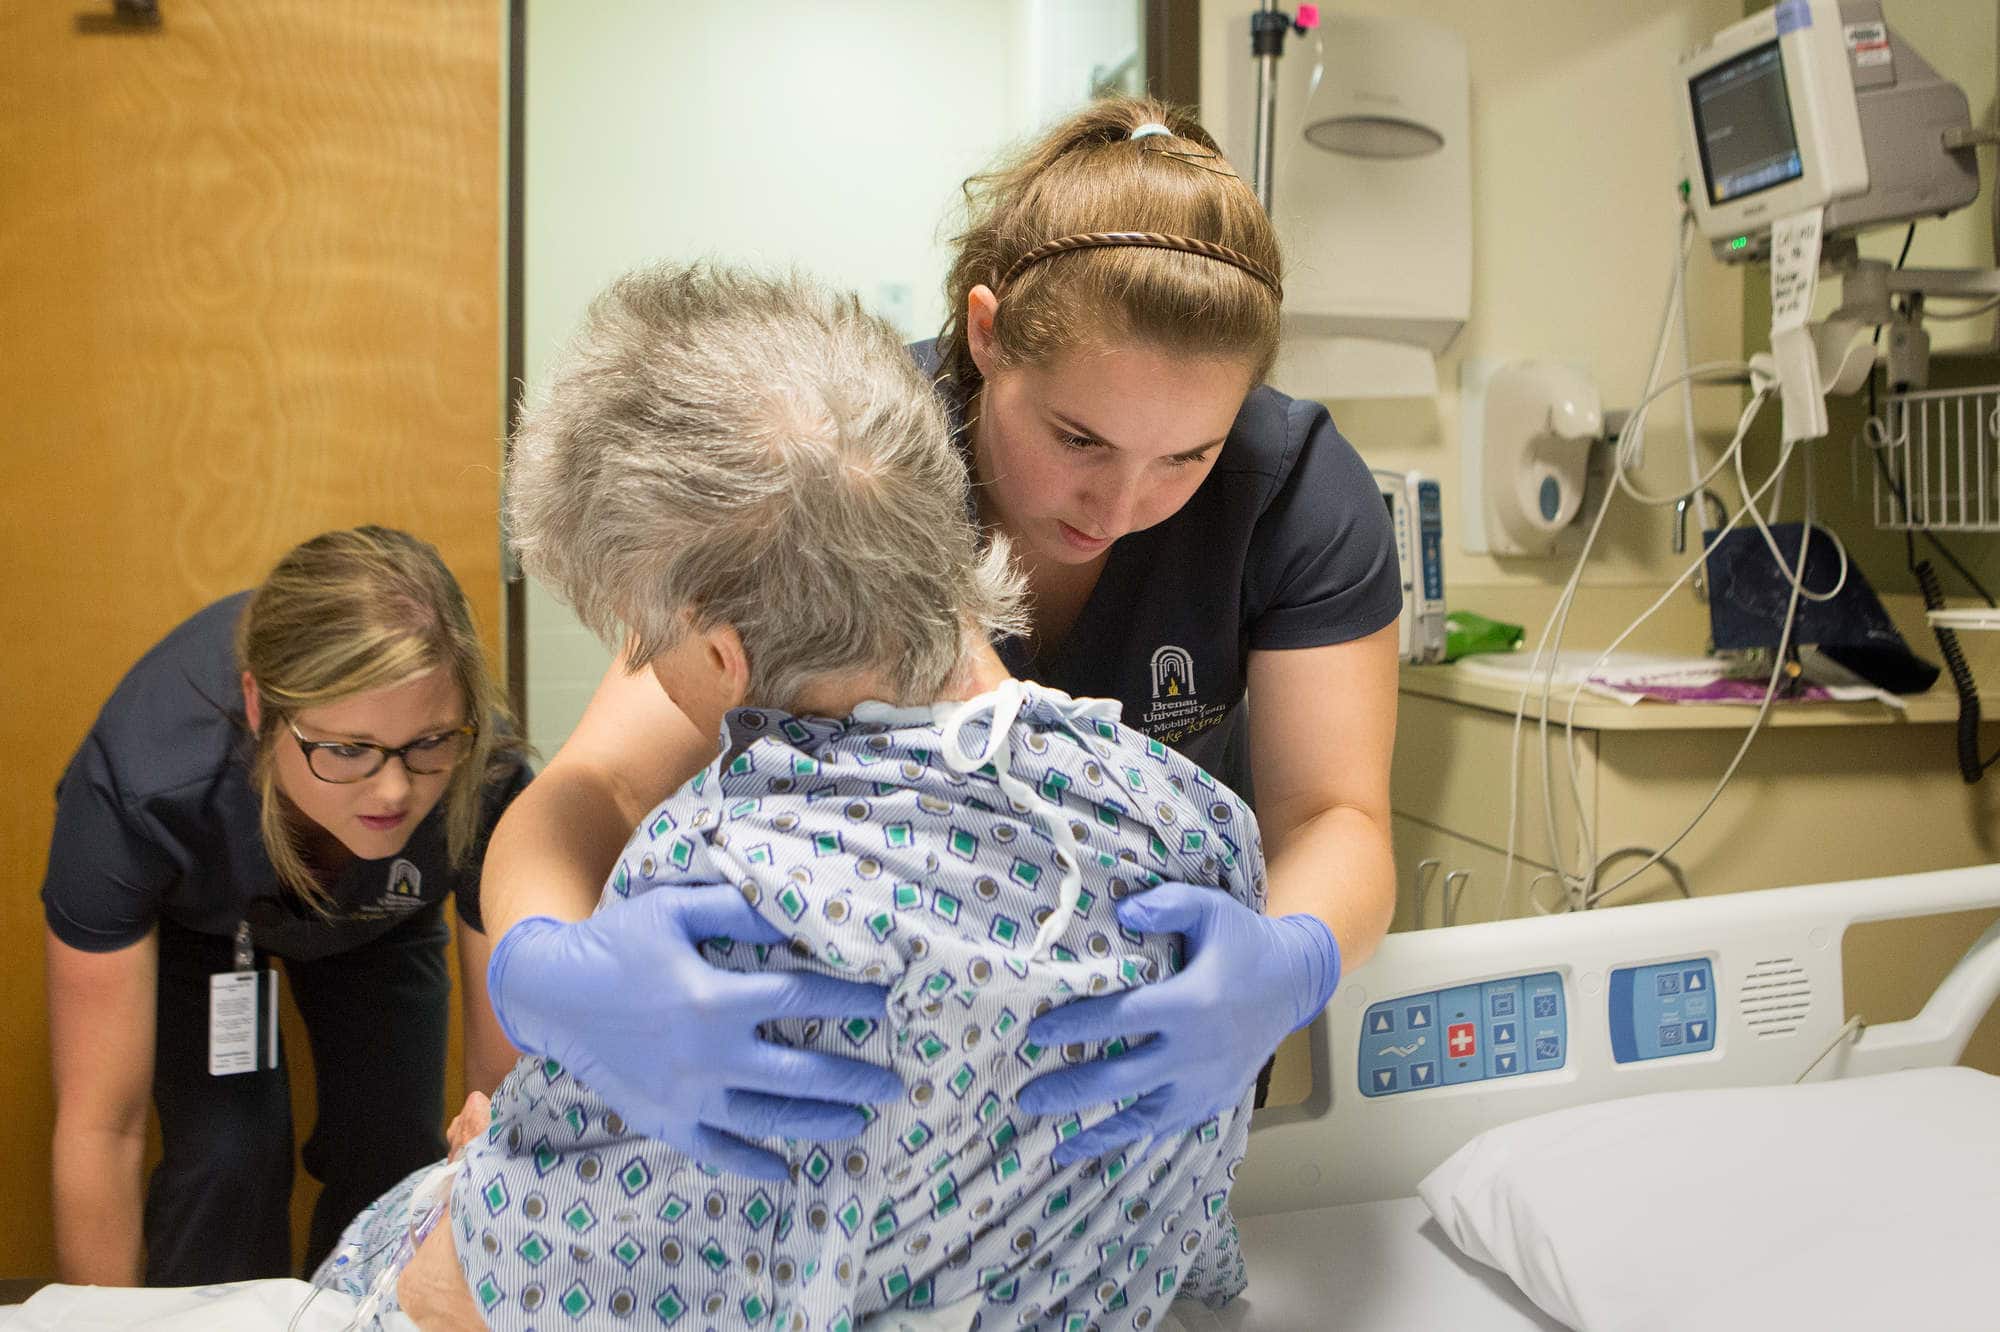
[209,920,280,1076]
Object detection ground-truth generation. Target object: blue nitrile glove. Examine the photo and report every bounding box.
[487,884,904,1182]
[1018,881,1340,1166]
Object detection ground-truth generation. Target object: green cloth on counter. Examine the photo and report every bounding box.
[1444,611,1525,662]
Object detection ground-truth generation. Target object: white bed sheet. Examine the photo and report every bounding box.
[0,1203,1553,1332]
[1173,1196,1560,1331]
[0,1279,411,1331]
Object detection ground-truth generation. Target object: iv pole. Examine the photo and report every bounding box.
[1248,2,1318,214]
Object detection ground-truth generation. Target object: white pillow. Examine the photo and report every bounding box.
[1417,1066,2000,1332]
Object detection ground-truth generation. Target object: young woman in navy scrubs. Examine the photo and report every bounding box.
[471,96,1401,1182]
[42,527,532,1286]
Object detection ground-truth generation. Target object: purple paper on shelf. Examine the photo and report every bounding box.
[1587,677,1838,705]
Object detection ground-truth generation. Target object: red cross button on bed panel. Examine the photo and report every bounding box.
[1361,974,1570,1095]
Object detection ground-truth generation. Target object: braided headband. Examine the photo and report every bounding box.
[997,231,1283,300]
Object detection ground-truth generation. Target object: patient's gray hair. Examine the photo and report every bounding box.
[507,263,1027,711]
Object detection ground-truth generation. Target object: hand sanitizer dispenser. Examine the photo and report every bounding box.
[1460,359,1603,557]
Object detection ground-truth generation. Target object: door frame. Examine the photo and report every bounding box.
[498,0,1200,729]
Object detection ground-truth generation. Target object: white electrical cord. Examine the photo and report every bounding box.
[1554,388,1781,896]
[1511,386,1784,914]
[1794,1013,1866,1083]
[1536,380,1830,909]
[1677,214,1704,494]
[1502,206,1728,914]
[1501,210,1706,913]
[1556,366,1764,885]
[1499,189,1837,917]
[1924,295,2000,321]
[1609,365,1780,507]
[1576,451,1811,903]
[1527,845,1692,914]
[1733,422,1851,603]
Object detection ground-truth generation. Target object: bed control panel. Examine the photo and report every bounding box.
[1359,971,1567,1097]
[1609,957,1717,1063]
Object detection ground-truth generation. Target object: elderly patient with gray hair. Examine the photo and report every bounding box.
[316,264,1267,1332]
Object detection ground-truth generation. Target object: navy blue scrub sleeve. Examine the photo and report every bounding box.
[450,758,536,935]
[1247,398,1404,652]
[43,734,180,953]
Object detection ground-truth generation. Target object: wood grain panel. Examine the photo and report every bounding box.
[0,0,501,1278]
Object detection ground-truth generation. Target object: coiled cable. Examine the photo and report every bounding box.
[1914,559,1992,784]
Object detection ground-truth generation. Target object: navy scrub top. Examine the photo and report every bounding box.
[916,342,1403,803]
[42,593,533,962]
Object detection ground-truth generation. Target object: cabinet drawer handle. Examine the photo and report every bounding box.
[1411,858,1441,930]
[1442,869,1471,927]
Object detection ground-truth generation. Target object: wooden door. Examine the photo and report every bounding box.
[0,0,502,1277]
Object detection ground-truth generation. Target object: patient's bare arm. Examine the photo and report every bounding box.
[395,1096,494,1330]
[397,1202,485,1332]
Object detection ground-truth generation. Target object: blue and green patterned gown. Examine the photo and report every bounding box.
[321,681,1263,1332]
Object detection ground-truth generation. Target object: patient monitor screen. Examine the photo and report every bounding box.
[1690,40,1803,204]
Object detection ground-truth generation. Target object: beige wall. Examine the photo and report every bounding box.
[1205,0,1746,620]
[1206,0,2000,1095]
[1201,0,2000,748]
[1201,0,1999,644]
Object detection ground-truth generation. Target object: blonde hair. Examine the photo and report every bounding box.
[506,263,1028,713]
[237,526,521,911]
[938,95,1283,406]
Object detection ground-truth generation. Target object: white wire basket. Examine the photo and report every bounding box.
[1867,383,2000,532]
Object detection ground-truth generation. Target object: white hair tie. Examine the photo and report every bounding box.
[1129,123,1174,141]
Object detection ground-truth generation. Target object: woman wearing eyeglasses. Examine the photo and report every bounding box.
[40,526,532,1290]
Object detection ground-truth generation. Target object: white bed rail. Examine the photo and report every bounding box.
[1233,865,2000,1215]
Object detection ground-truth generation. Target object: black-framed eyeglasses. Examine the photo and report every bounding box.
[287,720,477,784]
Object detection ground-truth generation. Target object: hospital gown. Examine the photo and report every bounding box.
[323,681,1265,1331]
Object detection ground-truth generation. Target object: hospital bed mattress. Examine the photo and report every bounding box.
[1172,1196,1560,1330]
[0,1203,1555,1332]
[0,1229,1546,1332]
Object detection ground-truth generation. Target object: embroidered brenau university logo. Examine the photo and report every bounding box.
[1151,645,1195,699]
[389,858,423,898]
[1142,644,1228,745]
[356,857,425,918]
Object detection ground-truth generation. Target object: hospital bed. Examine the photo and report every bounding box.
[10,866,1999,1330]
[1178,864,2000,1330]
